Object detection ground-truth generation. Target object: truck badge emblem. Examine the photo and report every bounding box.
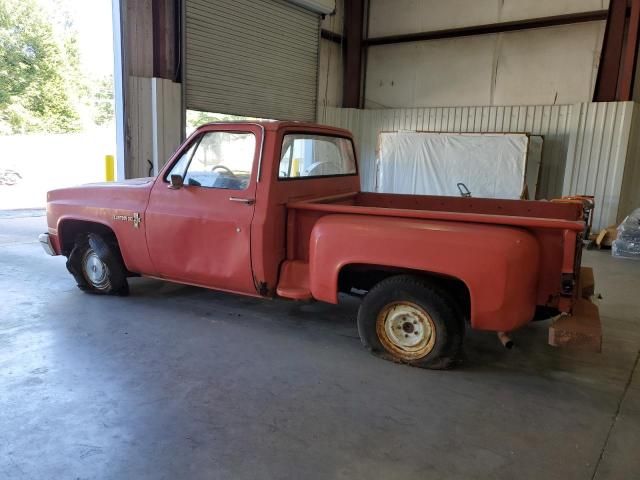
[113,212,142,228]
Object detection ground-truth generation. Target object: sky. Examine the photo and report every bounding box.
[72,0,114,76]
[38,0,115,77]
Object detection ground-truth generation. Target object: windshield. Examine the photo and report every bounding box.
[278,134,356,179]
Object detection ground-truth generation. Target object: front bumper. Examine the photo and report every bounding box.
[38,233,56,256]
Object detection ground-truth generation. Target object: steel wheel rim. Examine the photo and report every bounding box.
[82,250,110,289]
[376,301,436,360]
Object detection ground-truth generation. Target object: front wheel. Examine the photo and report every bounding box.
[66,233,129,295]
[357,275,464,369]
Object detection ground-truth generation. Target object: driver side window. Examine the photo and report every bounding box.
[167,131,256,190]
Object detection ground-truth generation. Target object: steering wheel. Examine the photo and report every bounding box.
[211,165,236,177]
[305,161,335,177]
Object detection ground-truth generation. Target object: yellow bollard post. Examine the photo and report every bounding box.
[291,158,300,177]
[105,155,115,182]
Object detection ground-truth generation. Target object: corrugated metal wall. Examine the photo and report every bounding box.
[320,102,634,230]
[618,103,640,220]
[563,102,633,231]
[321,104,573,199]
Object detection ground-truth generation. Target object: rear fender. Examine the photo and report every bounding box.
[308,214,540,332]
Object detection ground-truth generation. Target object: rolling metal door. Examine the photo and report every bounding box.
[185,0,320,120]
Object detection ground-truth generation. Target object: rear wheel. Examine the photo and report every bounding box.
[66,233,129,295]
[357,275,464,369]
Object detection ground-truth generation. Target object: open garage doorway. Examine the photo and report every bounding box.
[0,0,115,210]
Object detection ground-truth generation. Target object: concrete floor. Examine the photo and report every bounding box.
[1,211,639,480]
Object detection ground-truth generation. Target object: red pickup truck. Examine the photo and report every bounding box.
[40,121,601,369]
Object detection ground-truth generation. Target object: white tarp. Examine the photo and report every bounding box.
[377,132,530,199]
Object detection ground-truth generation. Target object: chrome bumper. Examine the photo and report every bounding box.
[38,233,56,256]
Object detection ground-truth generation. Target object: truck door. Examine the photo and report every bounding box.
[144,125,261,295]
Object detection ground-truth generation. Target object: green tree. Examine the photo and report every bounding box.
[0,0,80,133]
[91,74,114,126]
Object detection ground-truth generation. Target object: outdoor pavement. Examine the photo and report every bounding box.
[0,211,639,479]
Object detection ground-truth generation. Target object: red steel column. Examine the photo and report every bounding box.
[593,0,627,101]
[342,0,365,108]
[620,0,640,100]
[152,0,180,81]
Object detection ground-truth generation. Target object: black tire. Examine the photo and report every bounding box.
[357,275,464,369]
[66,233,129,295]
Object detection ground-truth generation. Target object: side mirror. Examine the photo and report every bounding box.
[168,174,184,189]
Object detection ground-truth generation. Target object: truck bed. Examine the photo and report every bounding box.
[287,191,585,231]
[280,191,586,320]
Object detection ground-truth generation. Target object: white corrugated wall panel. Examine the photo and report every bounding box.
[563,102,634,231]
[321,102,633,231]
[185,0,319,121]
[618,103,640,219]
[320,105,572,199]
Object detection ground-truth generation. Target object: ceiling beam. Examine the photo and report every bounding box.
[365,10,608,47]
[321,28,343,44]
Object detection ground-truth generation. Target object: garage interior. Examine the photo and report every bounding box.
[2,0,640,479]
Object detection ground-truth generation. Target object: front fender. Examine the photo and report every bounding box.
[308,214,540,332]
[47,182,154,274]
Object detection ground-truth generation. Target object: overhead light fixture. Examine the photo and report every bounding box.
[286,0,335,15]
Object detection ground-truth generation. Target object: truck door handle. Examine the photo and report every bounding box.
[229,197,255,205]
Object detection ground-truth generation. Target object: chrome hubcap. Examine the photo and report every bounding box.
[82,251,109,287]
[376,302,436,360]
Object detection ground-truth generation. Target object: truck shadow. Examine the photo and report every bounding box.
[127,276,360,334]
[126,276,629,385]
[126,276,579,375]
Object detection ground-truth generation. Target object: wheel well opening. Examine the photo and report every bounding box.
[59,220,118,256]
[338,264,471,322]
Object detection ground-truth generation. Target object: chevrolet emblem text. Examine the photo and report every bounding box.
[113,212,142,228]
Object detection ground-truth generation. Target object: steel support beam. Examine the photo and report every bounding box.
[342,0,365,108]
[593,0,627,101]
[321,28,343,44]
[619,0,640,100]
[366,10,608,46]
[152,0,180,81]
